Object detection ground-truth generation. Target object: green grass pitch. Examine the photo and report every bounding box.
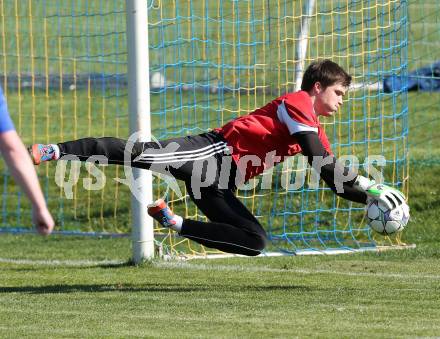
[1,160,440,337]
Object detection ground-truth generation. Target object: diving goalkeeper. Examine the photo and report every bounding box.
[28,60,406,256]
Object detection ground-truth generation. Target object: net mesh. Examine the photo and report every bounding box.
[0,0,409,256]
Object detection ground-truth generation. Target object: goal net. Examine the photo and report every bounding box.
[0,0,408,257]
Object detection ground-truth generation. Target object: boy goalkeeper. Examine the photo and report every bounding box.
[29,60,406,256]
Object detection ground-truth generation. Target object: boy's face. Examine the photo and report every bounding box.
[313,82,347,117]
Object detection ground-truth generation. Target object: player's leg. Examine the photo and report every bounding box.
[29,132,229,180]
[149,185,267,256]
[183,187,267,255]
[29,137,143,166]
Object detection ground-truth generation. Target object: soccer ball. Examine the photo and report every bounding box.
[366,200,410,235]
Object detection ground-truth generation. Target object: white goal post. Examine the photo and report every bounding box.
[295,0,316,92]
[125,0,154,263]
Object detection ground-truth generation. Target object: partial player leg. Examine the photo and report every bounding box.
[29,137,145,166]
[179,186,267,256]
[29,143,61,165]
[148,190,266,256]
[29,133,229,181]
[147,198,183,232]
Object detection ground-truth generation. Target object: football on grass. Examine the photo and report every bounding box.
[366,199,410,235]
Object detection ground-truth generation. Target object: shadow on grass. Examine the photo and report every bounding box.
[0,260,135,270]
[0,283,206,294]
[0,283,313,294]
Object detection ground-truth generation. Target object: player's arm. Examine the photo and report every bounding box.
[281,98,405,208]
[0,130,55,235]
[294,131,368,204]
[295,131,407,208]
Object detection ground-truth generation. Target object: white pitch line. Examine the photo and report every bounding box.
[0,258,125,267]
[155,261,440,281]
[2,257,439,281]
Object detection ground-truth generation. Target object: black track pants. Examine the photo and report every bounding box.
[58,132,267,255]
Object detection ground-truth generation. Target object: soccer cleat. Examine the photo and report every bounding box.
[28,144,58,165]
[147,199,177,228]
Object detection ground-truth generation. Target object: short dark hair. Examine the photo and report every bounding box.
[300,59,352,92]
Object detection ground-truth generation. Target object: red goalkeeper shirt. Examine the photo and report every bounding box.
[214,91,332,181]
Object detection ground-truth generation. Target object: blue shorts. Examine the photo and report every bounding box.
[0,86,15,133]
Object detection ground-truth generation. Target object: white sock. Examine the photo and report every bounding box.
[170,215,183,233]
[50,144,60,160]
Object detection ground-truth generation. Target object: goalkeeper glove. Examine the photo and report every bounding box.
[354,175,406,209]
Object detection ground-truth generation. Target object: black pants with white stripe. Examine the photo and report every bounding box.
[58,132,267,256]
